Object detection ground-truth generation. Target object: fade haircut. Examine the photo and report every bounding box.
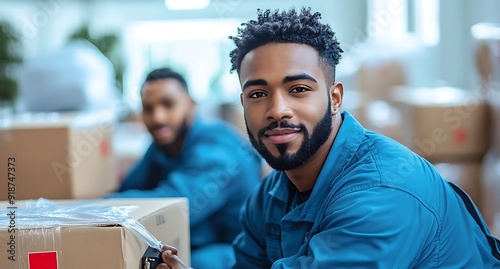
[228,7,343,87]
[141,67,189,94]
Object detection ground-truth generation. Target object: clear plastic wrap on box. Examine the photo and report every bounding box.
[0,198,162,266]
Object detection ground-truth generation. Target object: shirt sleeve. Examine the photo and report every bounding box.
[232,181,273,269]
[271,187,439,269]
[107,141,251,227]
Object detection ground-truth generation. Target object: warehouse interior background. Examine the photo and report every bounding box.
[0,0,498,106]
[1,0,500,234]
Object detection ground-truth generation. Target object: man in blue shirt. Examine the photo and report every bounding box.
[107,68,262,269]
[156,7,500,269]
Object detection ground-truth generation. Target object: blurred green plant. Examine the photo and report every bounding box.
[0,20,22,107]
[68,25,125,96]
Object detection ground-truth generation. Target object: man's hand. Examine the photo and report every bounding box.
[155,245,192,269]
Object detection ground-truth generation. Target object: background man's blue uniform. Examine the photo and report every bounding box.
[109,116,262,268]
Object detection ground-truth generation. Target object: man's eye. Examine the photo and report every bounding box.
[290,87,309,93]
[162,100,175,108]
[143,106,152,113]
[249,92,266,98]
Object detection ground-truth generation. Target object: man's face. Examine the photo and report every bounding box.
[141,78,194,148]
[239,43,336,171]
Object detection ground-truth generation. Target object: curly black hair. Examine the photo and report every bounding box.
[228,7,343,85]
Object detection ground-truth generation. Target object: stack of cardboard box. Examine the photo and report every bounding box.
[391,87,490,211]
[472,23,500,90]
[345,59,407,142]
[479,77,500,235]
[472,22,500,235]
[0,110,118,200]
[480,68,500,235]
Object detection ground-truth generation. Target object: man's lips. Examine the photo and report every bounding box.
[152,126,173,139]
[264,128,301,144]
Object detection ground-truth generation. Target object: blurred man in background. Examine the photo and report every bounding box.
[107,67,262,269]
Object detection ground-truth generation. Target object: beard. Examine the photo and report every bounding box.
[156,115,189,150]
[246,101,332,171]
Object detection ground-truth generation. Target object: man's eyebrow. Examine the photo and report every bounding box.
[283,74,318,84]
[242,79,268,91]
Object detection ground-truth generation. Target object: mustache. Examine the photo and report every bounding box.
[258,121,303,138]
[151,124,172,130]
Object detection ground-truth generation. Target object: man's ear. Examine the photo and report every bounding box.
[330,82,343,115]
[187,98,196,124]
[240,93,244,107]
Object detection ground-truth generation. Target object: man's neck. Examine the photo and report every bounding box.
[161,136,186,157]
[285,116,342,192]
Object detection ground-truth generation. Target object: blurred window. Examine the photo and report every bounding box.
[123,19,241,111]
[368,0,439,46]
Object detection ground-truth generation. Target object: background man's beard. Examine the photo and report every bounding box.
[246,105,332,171]
[157,116,189,150]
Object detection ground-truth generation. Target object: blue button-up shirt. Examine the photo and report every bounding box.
[233,111,500,268]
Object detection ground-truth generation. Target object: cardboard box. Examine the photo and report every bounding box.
[355,59,407,100]
[481,152,500,236]
[472,23,500,88]
[433,160,483,212]
[343,90,403,142]
[392,87,490,162]
[0,198,190,269]
[0,111,118,200]
[490,90,500,155]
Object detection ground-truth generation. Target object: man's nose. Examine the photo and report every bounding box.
[266,92,293,121]
[152,107,168,124]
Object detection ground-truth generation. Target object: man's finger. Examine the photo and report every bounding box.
[156,263,171,269]
[161,250,191,269]
[160,245,179,255]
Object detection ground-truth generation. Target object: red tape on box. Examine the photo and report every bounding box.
[28,251,58,269]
